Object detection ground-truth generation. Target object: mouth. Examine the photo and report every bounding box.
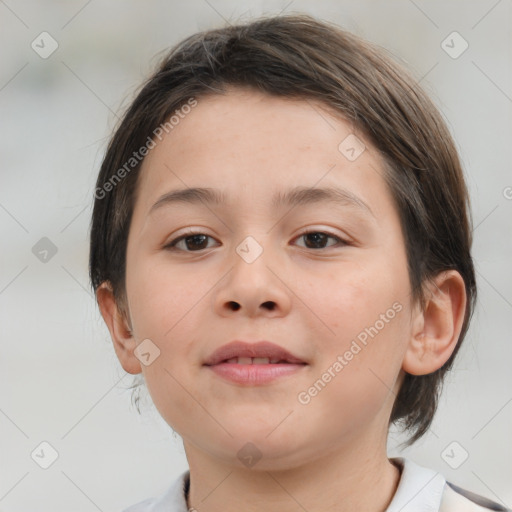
[204,341,307,385]
[221,356,299,364]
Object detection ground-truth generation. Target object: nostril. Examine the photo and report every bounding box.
[225,301,276,311]
[228,301,241,311]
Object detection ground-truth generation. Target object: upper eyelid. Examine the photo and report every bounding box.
[165,230,216,246]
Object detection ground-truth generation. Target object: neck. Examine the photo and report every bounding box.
[184,439,401,512]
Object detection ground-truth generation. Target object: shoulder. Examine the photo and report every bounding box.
[440,481,511,512]
[387,458,510,512]
[121,470,190,512]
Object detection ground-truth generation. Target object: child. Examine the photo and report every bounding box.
[89,14,510,512]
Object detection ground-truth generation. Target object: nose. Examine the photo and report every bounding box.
[212,240,292,319]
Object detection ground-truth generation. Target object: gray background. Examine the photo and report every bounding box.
[1,1,511,510]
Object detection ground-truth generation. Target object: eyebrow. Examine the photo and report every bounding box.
[149,185,374,218]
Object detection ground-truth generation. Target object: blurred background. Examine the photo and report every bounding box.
[1,1,511,510]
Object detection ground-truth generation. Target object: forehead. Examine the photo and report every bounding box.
[134,87,388,216]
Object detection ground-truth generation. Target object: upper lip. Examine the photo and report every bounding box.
[204,341,306,365]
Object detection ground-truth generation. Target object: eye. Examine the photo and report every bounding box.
[164,231,219,252]
[164,229,347,253]
[293,231,346,250]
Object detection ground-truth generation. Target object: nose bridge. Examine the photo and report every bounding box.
[231,234,274,298]
[213,234,291,317]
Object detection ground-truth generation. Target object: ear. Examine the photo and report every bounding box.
[403,270,467,376]
[96,282,142,375]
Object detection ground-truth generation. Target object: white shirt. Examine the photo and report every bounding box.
[122,457,510,512]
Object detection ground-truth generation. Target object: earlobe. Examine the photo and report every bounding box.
[403,270,467,376]
[96,282,142,375]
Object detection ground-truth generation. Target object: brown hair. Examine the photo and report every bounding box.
[89,13,476,446]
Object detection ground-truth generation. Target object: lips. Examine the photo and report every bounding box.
[204,341,307,386]
[204,340,306,366]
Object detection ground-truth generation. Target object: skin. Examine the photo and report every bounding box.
[97,87,466,512]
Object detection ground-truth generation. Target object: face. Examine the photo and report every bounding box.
[122,88,415,469]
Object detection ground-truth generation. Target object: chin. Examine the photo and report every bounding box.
[210,429,310,468]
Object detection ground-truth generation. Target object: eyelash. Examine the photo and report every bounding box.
[163,229,348,252]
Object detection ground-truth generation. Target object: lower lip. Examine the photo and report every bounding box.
[206,363,306,385]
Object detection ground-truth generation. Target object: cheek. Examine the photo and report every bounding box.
[125,257,215,425]
[126,256,205,340]
[303,257,410,390]
[297,296,408,442]
[302,258,405,339]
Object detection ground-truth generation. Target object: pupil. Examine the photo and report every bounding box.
[305,233,327,248]
[187,234,207,250]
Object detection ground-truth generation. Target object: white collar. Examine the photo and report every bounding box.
[123,457,447,512]
[386,457,446,511]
